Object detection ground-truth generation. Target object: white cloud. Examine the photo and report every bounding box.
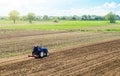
[0,1,120,16]
[103,2,117,8]
[0,0,49,16]
[49,8,109,16]
[57,2,120,16]
[43,2,115,16]
[118,4,120,7]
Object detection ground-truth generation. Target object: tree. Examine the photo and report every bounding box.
[27,13,35,23]
[43,15,49,20]
[116,15,120,20]
[81,15,88,20]
[9,10,19,24]
[72,15,79,20]
[35,16,42,21]
[0,16,8,20]
[20,16,27,21]
[53,17,59,23]
[105,12,116,23]
[87,15,91,20]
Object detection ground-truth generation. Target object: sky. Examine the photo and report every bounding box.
[0,0,120,16]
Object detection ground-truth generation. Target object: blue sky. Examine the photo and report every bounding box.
[0,0,120,16]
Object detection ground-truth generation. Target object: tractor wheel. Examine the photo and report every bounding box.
[46,52,49,57]
[39,51,44,58]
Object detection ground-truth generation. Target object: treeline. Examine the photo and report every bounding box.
[1,15,120,21]
[0,10,119,23]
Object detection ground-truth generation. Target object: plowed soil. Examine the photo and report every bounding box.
[0,39,120,76]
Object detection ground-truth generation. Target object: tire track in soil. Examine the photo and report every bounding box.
[0,44,106,76]
[0,39,119,75]
[0,30,67,39]
[0,39,120,76]
[30,39,120,76]
[28,43,120,75]
[46,51,120,76]
[66,53,120,76]
[104,67,120,76]
[79,58,120,76]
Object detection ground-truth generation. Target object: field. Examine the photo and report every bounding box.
[0,20,120,76]
[0,39,120,76]
[0,21,120,32]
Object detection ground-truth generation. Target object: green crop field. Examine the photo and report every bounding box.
[104,28,120,32]
[0,21,111,30]
[0,20,27,24]
[0,20,120,32]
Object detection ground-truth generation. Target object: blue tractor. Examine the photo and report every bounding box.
[28,46,49,58]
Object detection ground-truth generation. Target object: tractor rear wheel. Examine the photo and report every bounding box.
[39,51,44,58]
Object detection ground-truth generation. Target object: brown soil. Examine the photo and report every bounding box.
[0,39,120,76]
[0,29,67,39]
[0,31,120,58]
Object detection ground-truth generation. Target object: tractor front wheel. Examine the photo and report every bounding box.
[46,52,49,56]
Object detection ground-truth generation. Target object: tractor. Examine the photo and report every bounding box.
[28,46,49,58]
